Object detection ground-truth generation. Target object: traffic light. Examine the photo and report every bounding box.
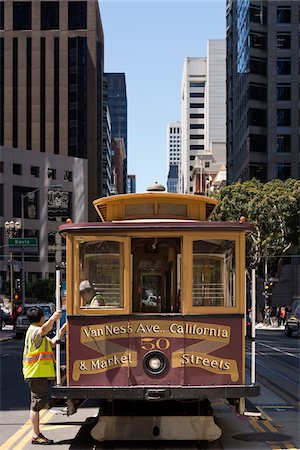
[14,292,20,302]
[15,278,21,290]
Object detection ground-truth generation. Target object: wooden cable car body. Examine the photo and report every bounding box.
[53,192,259,441]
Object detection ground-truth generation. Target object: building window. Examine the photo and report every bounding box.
[0,184,3,216]
[13,38,18,148]
[249,5,267,24]
[277,84,291,101]
[0,161,3,172]
[277,33,291,49]
[190,92,204,98]
[0,1,4,29]
[190,134,204,140]
[277,163,291,180]
[248,83,267,101]
[48,168,56,180]
[204,162,210,168]
[190,155,195,160]
[249,134,267,152]
[190,113,204,119]
[249,58,267,76]
[190,82,205,88]
[13,164,22,175]
[26,38,32,150]
[68,1,87,30]
[276,135,291,153]
[249,32,267,50]
[31,166,39,177]
[0,38,3,146]
[54,37,59,154]
[277,6,291,23]
[277,58,291,75]
[190,103,204,109]
[248,108,267,127]
[190,124,204,129]
[277,109,291,126]
[68,37,87,157]
[41,1,59,30]
[190,145,205,150]
[40,38,46,152]
[13,2,32,30]
[249,164,267,183]
[13,186,39,219]
[64,170,73,182]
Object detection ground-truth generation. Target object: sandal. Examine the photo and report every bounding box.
[31,433,54,445]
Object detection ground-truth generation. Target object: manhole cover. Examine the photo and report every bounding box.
[233,432,291,442]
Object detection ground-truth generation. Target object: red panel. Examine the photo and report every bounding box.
[68,316,243,387]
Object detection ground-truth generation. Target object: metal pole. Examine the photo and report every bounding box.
[21,194,25,309]
[10,251,13,306]
[264,246,268,309]
[251,268,256,385]
[55,266,61,385]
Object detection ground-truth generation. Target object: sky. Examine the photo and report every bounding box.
[99,0,226,193]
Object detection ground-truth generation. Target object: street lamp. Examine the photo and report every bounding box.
[21,184,62,307]
[4,220,21,306]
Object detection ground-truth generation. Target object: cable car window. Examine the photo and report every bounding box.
[79,240,124,309]
[192,240,235,307]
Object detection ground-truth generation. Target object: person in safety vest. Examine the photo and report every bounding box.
[22,306,66,445]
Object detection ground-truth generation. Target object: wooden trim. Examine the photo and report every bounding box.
[73,236,130,315]
[184,233,243,315]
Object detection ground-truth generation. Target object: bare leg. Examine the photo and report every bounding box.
[30,409,40,437]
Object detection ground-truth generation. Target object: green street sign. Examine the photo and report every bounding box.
[8,238,38,247]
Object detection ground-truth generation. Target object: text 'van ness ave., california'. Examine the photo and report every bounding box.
[80,321,230,341]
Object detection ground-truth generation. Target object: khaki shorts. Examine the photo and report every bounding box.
[26,378,52,411]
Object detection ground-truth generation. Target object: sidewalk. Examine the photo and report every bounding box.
[255,323,285,331]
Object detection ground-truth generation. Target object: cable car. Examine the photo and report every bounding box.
[53,187,259,441]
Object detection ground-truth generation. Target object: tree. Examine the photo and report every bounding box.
[211,178,300,301]
[26,278,55,303]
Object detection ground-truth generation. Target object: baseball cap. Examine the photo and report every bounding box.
[79,280,92,292]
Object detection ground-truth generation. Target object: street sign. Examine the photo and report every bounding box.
[269,277,279,282]
[8,238,38,247]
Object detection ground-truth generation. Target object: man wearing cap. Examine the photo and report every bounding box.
[80,280,105,308]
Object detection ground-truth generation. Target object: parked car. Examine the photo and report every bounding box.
[15,303,55,339]
[284,305,300,337]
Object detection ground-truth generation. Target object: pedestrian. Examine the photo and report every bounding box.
[279,306,286,326]
[22,306,66,445]
[270,306,277,327]
[263,307,270,326]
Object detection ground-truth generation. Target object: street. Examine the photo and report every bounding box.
[0,327,299,450]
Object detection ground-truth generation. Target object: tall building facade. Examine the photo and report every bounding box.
[181,41,226,194]
[226,0,299,183]
[105,73,128,193]
[0,0,104,288]
[102,76,112,197]
[166,121,181,193]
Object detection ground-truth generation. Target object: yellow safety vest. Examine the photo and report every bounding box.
[23,325,55,379]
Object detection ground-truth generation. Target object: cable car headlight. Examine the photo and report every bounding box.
[143,351,168,376]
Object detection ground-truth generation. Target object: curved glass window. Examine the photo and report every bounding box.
[79,240,124,309]
[192,240,235,307]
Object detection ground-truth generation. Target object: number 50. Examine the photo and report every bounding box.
[141,338,170,351]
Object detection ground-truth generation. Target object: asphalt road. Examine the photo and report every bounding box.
[0,328,299,449]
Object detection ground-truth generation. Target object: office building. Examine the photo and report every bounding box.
[166,121,181,193]
[105,73,128,193]
[180,40,226,194]
[0,0,104,289]
[226,0,299,182]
